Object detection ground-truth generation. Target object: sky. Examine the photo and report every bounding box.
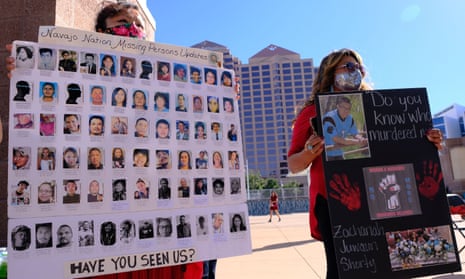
[149,0,465,115]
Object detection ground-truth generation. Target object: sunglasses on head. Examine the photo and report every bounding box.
[337,62,363,73]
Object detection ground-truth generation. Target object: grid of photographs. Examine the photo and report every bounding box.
[9,42,245,218]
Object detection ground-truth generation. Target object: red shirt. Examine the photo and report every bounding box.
[288,104,326,241]
[81,262,203,279]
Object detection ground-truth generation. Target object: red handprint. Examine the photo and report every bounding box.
[416,160,443,200]
[329,173,361,211]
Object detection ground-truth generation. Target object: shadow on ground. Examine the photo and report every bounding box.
[253,239,315,252]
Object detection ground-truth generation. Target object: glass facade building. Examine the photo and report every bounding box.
[192,42,316,178]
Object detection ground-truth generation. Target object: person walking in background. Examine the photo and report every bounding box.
[268,191,281,222]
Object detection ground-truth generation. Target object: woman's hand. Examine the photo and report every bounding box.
[6,44,15,79]
[425,128,443,150]
[305,134,325,157]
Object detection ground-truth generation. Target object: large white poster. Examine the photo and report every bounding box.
[8,27,250,278]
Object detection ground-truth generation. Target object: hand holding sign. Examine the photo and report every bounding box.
[416,160,443,200]
[329,173,361,211]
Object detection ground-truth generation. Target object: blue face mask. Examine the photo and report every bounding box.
[334,69,362,91]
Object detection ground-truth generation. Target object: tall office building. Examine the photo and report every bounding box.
[238,45,315,178]
[192,42,316,178]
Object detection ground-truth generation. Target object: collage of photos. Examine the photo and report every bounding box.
[9,41,245,219]
[10,210,248,252]
[13,44,235,87]
[9,176,242,207]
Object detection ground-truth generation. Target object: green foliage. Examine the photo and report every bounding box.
[283,181,301,188]
[248,172,302,190]
[264,179,278,189]
[248,172,266,190]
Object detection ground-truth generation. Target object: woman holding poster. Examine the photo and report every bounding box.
[287,48,444,279]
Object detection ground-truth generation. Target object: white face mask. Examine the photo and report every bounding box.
[334,69,362,91]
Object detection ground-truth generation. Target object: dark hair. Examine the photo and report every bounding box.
[89,115,104,131]
[39,48,53,56]
[16,46,33,58]
[111,87,127,106]
[95,2,139,32]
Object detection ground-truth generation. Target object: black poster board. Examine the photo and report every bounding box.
[314,88,461,279]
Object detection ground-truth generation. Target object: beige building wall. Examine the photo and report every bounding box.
[0,0,155,247]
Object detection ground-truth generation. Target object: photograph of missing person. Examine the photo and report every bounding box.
[15,45,35,69]
[196,215,208,236]
[11,180,31,205]
[133,149,149,168]
[39,82,58,104]
[120,56,136,78]
[63,179,81,204]
[12,147,31,170]
[154,92,170,112]
[38,48,56,71]
[176,215,192,238]
[139,60,153,79]
[87,147,104,170]
[14,80,32,102]
[56,224,73,248]
[37,147,55,171]
[212,178,225,197]
[88,180,103,202]
[63,147,79,169]
[11,225,31,251]
[230,213,247,233]
[120,220,136,244]
[139,220,154,239]
[66,83,82,104]
[112,179,127,201]
[100,54,117,77]
[158,178,171,200]
[90,85,105,106]
[111,116,129,135]
[386,225,457,271]
[40,113,56,136]
[194,178,207,195]
[173,63,187,82]
[89,115,105,136]
[156,149,171,169]
[13,113,33,130]
[176,93,188,112]
[134,178,149,199]
[100,221,116,246]
[58,49,77,72]
[38,181,55,204]
[156,217,172,238]
[190,66,202,84]
[35,222,52,249]
[230,177,241,195]
[363,164,422,220]
[64,114,81,134]
[112,147,125,169]
[79,52,97,74]
[157,61,171,81]
[78,220,94,247]
[317,93,370,161]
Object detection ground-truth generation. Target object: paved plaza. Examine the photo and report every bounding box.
[216,213,465,279]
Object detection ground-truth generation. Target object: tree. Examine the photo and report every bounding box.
[264,178,278,189]
[248,172,266,190]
